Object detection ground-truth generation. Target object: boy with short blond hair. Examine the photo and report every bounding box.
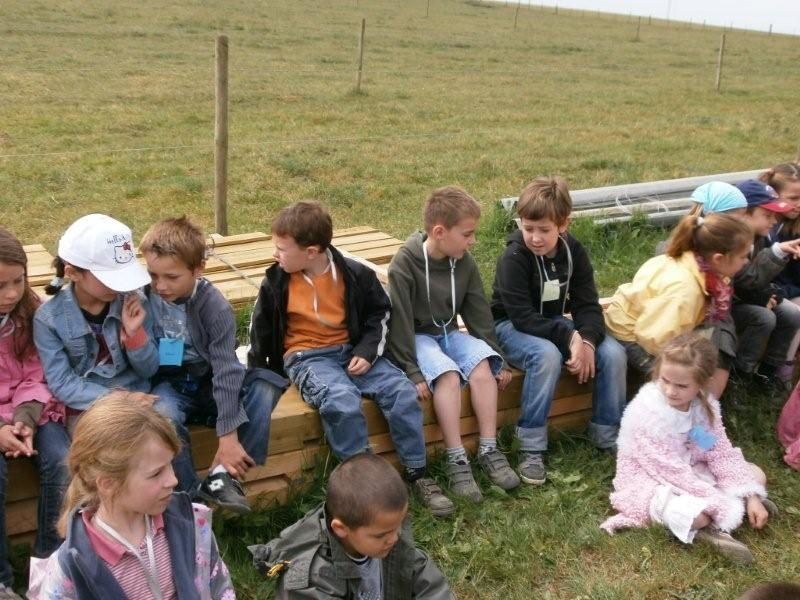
[491,176,627,484]
[248,201,454,517]
[387,186,520,503]
[249,453,452,599]
[141,216,285,514]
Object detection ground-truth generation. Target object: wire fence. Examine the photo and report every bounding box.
[1,0,797,240]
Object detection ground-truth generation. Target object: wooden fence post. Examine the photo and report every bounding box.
[715,33,726,92]
[214,35,229,236]
[356,18,366,93]
[514,1,520,29]
[426,0,430,18]
[635,15,641,41]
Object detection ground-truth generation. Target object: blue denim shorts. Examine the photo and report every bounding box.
[415,331,502,388]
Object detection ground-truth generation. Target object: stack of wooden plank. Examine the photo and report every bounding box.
[9,227,596,544]
[26,227,402,308]
[7,369,592,541]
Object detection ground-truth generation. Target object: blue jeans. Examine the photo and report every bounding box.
[414,331,503,388]
[285,345,426,468]
[0,421,70,586]
[495,319,627,451]
[152,368,282,493]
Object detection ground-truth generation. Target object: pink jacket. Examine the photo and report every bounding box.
[0,321,64,427]
[777,381,800,470]
[601,382,765,535]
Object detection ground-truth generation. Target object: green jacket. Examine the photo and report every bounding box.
[387,231,507,384]
[250,504,454,600]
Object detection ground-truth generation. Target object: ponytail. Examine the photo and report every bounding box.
[45,257,88,295]
[664,213,751,260]
[44,257,67,295]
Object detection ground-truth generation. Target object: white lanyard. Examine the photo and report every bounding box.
[0,314,13,338]
[94,514,163,600]
[423,240,457,349]
[301,249,340,329]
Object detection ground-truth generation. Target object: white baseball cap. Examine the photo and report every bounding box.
[58,214,150,292]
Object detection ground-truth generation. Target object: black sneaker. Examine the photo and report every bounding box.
[196,472,251,514]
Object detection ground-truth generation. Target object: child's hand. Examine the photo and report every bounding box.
[121,293,146,337]
[565,332,585,379]
[496,369,512,391]
[746,496,769,529]
[577,343,596,384]
[0,424,30,457]
[766,295,778,310]
[13,422,36,457]
[778,238,800,259]
[416,381,432,401]
[346,356,372,376]
[214,431,256,478]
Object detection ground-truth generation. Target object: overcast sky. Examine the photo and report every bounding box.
[490,0,800,35]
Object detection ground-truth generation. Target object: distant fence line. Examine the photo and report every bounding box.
[2,10,794,232]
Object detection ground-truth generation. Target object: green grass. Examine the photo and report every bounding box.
[3,0,800,597]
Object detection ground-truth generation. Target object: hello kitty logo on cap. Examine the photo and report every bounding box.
[57,214,150,292]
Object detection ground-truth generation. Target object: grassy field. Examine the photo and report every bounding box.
[3,0,800,598]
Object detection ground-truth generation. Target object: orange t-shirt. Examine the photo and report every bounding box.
[284,268,349,356]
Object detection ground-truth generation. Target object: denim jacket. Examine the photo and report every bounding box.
[33,285,159,410]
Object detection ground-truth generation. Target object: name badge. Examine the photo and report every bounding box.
[541,279,561,303]
[159,338,184,366]
[689,425,717,451]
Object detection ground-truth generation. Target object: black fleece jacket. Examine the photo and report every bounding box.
[490,230,605,358]
[247,245,391,377]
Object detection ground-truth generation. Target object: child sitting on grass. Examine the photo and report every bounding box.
[141,217,286,514]
[601,334,776,566]
[387,186,519,503]
[249,201,453,517]
[491,176,627,484]
[28,393,234,599]
[249,453,452,599]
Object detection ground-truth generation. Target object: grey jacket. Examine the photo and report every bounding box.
[250,504,454,600]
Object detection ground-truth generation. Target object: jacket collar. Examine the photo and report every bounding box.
[60,494,197,600]
[59,284,123,339]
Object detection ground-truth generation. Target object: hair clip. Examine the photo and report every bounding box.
[48,275,64,288]
[695,216,705,227]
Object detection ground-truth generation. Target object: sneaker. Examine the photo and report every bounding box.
[0,584,23,600]
[411,477,455,518]
[196,472,252,514]
[477,448,521,490]
[446,461,483,503]
[695,528,753,565]
[517,452,546,485]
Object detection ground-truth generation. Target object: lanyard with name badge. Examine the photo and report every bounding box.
[423,240,457,350]
[94,514,163,600]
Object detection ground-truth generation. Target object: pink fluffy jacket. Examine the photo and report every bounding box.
[601,382,766,535]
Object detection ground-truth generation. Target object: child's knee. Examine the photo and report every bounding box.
[468,359,495,384]
[432,370,461,393]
